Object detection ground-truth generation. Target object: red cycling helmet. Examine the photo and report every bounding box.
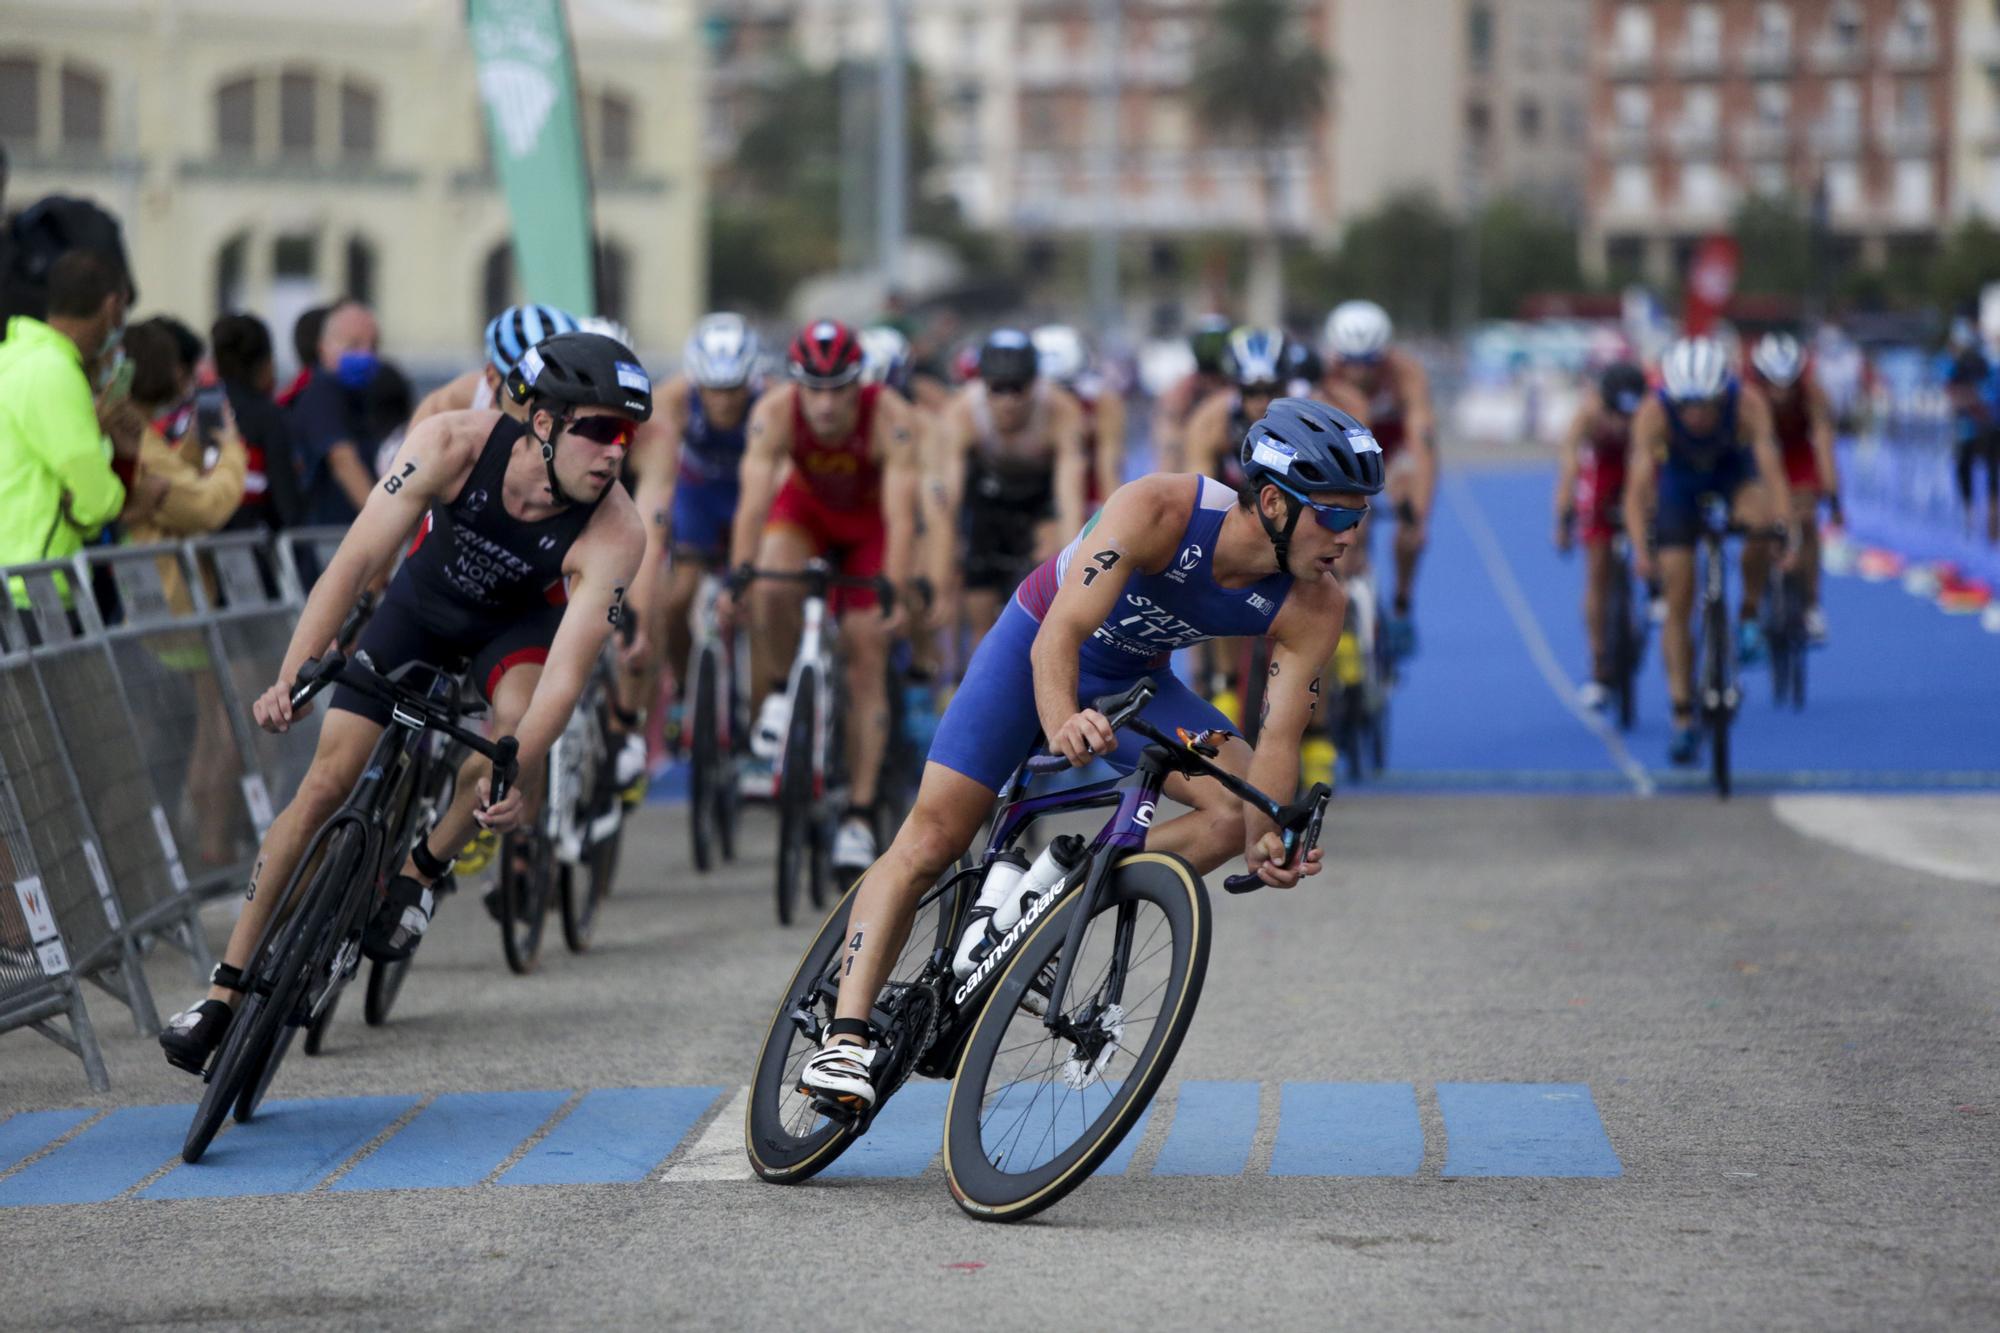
[787,319,864,388]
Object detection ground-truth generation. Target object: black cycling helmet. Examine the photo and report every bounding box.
[1599,360,1647,417]
[977,328,1039,386]
[1189,314,1233,376]
[1282,338,1323,386]
[504,330,652,506]
[1238,396,1384,569]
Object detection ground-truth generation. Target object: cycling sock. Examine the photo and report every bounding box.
[410,839,452,883]
[1393,594,1412,617]
[825,1017,875,1047]
[841,804,872,825]
[613,705,641,731]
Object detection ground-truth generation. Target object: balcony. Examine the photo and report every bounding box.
[1739,38,1793,76]
[1671,41,1725,78]
[1736,123,1792,159]
[1602,45,1653,80]
[1597,124,1655,160]
[1808,121,1863,158]
[1882,30,1940,71]
[1877,116,1937,156]
[1665,119,1722,158]
[1807,34,1866,74]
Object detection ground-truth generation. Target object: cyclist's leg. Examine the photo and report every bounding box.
[838,602,892,812]
[748,525,815,703]
[1654,462,1703,726]
[1584,536,1615,684]
[1788,484,1821,609]
[1731,457,1778,622]
[661,554,706,706]
[1387,451,1425,617]
[424,655,547,866]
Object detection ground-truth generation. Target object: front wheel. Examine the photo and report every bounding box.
[688,642,720,873]
[560,813,619,954]
[775,671,819,927]
[944,853,1211,1223]
[364,954,409,1026]
[498,831,554,974]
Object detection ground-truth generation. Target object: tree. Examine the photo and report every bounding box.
[1192,0,1331,324]
[1932,218,2000,316]
[1728,194,1814,300]
[1316,191,1459,334]
[1476,197,1582,320]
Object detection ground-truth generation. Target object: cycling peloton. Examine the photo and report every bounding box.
[623,313,763,748]
[796,397,1371,1110]
[932,329,1091,646]
[1154,314,1235,471]
[1317,300,1437,658]
[1743,331,1840,644]
[410,303,579,426]
[1553,361,1646,708]
[159,331,650,1071]
[1033,323,1126,507]
[1623,336,1797,766]
[718,320,924,875]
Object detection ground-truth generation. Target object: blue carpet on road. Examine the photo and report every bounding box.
[0,1080,1619,1205]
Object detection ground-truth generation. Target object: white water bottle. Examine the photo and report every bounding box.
[953,851,1031,979]
[991,835,1088,934]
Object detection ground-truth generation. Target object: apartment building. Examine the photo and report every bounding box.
[1585,0,1957,285]
[0,0,705,368]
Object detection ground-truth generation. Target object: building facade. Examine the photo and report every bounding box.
[0,0,704,373]
[1584,0,1957,285]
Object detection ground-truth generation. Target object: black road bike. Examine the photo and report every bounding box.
[180,651,516,1164]
[1762,561,1809,712]
[683,570,744,873]
[1692,501,1787,800]
[745,678,1329,1222]
[1601,533,1648,732]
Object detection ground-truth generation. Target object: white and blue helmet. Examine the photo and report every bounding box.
[859,325,913,391]
[1750,331,1806,388]
[1660,336,1733,402]
[1324,300,1392,363]
[485,304,580,373]
[1226,326,1288,388]
[683,312,761,390]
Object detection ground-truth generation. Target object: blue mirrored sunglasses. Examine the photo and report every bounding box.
[1272,479,1370,533]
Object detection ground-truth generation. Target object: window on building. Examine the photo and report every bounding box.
[1755,82,1790,125]
[1612,163,1652,211]
[1681,161,1728,213]
[339,80,377,160]
[215,232,249,319]
[1897,78,1931,125]
[274,233,316,280]
[1825,159,1863,216]
[1826,80,1861,128]
[1517,97,1543,141]
[59,65,104,150]
[0,56,37,143]
[482,242,516,324]
[1683,86,1721,129]
[1519,14,1543,72]
[594,236,628,326]
[1894,1,1935,46]
[1606,237,1647,285]
[1025,95,1057,145]
[1467,100,1491,140]
[1614,87,1651,129]
[1830,0,1864,48]
[1891,158,1934,222]
[345,235,376,306]
[1751,164,1789,197]
[1468,4,1494,74]
[1559,99,1586,147]
[599,90,634,175]
[216,75,255,155]
[1614,5,1653,56]
[1685,3,1722,57]
[279,69,316,156]
[1755,2,1791,46]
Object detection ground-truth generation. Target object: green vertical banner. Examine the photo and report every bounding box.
[467,0,596,315]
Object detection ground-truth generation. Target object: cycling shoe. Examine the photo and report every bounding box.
[1735,620,1767,667]
[159,999,233,1075]
[798,1041,881,1111]
[363,875,437,963]
[1668,725,1701,767]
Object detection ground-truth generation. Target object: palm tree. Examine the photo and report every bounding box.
[1191,0,1331,324]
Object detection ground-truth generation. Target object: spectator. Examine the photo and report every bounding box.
[128,315,203,442]
[366,359,415,479]
[0,250,164,587]
[286,298,380,526]
[212,312,301,531]
[276,303,329,408]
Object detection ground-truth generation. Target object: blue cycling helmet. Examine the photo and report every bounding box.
[485,304,580,373]
[1238,396,1384,567]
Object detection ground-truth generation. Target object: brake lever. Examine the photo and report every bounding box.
[487,736,521,808]
[287,650,346,711]
[1222,782,1332,895]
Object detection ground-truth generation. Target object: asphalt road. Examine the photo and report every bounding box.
[3,787,1996,1332]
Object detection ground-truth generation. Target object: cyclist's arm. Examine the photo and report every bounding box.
[875,390,922,589]
[929,398,976,596]
[409,370,481,428]
[624,379,686,619]
[1152,381,1190,473]
[727,389,793,572]
[512,500,647,764]
[1049,388,1088,538]
[1316,379,1372,425]
[1182,393,1226,480]
[1553,402,1590,538]
[1253,578,1345,842]
[1806,378,1840,499]
[1623,401,1663,568]
[1093,391,1127,500]
[1739,388,1794,528]
[276,415,470,686]
[1029,477,1183,757]
[1394,352,1439,516]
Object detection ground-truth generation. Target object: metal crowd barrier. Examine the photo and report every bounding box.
[0,527,345,1089]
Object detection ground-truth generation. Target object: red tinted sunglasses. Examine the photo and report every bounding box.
[566,415,635,448]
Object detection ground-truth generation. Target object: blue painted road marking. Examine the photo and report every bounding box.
[1093,1085,1152,1176]
[821,1082,950,1179]
[498,1086,723,1186]
[0,1105,190,1205]
[0,1107,94,1176]
[1269,1082,1423,1176]
[1152,1080,1261,1176]
[332,1090,570,1193]
[146,1096,419,1199]
[1436,1082,1622,1178]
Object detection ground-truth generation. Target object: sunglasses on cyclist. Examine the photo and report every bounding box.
[984,378,1033,397]
[564,415,636,448]
[1241,381,1283,399]
[1271,479,1370,533]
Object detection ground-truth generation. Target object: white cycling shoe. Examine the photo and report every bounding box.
[798,1041,880,1110]
[1804,605,1829,644]
[614,733,648,789]
[751,693,790,762]
[1577,680,1609,711]
[830,817,877,872]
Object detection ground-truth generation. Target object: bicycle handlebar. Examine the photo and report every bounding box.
[289,651,521,805]
[1022,676,1332,893]
[729,561,897,616]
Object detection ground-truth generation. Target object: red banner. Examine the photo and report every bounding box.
[1684,234,1740,337]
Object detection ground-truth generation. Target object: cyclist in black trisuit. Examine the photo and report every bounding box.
[159,331,650,1073]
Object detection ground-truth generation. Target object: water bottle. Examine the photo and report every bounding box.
[991,834,1087,935]
[953,850,1030,979]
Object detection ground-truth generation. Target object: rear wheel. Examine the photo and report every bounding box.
[364,954,409,1026]
[236,1023,297,1122]
[498,830,554,974]
[688,643,719,873]
[1703,589,1733,800]
[944,853,1210,1223]
[775,671,819,927]
[560,815,619,954]
[301,984,338,1056]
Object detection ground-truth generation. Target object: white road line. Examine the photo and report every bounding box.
[657,1086,753,1181]
[1448,476,1656,796]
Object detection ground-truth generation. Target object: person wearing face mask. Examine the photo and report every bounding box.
[0,249,167,596]
[286,297,383,526]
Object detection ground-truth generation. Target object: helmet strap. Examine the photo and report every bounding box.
[534,407,583,508]
[1254,484,1305,573]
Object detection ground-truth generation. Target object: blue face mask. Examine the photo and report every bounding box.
[335,350,379,392]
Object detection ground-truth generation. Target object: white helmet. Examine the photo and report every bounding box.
[1031,324,1089,385]
[858,325,912,389]
[576,315,633,347]
[1324,300,1393,362]
[1750,331,1806,389]
[1659,336,1733,403]
[683,312,760,390]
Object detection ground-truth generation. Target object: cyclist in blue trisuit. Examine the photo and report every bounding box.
[623,313,762,747]
[1623,336,1796,767]
[796,397,1371,1109]
[158,332,649,1073]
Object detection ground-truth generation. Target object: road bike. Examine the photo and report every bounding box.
[1328,571,1392,784]
[1761,561,1809,712]
[745,677,1329,1222]
[1600,533,1648,732]
[683,570,744,873]
[181,650,516,1164]
[733,561,896,926]
[1692,500,1787,799]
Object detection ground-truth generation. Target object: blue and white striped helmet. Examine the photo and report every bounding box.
[684,312,760,390]
[1660,336,1733,403]
[1226,326,1288,387]
[485,304,580,374]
